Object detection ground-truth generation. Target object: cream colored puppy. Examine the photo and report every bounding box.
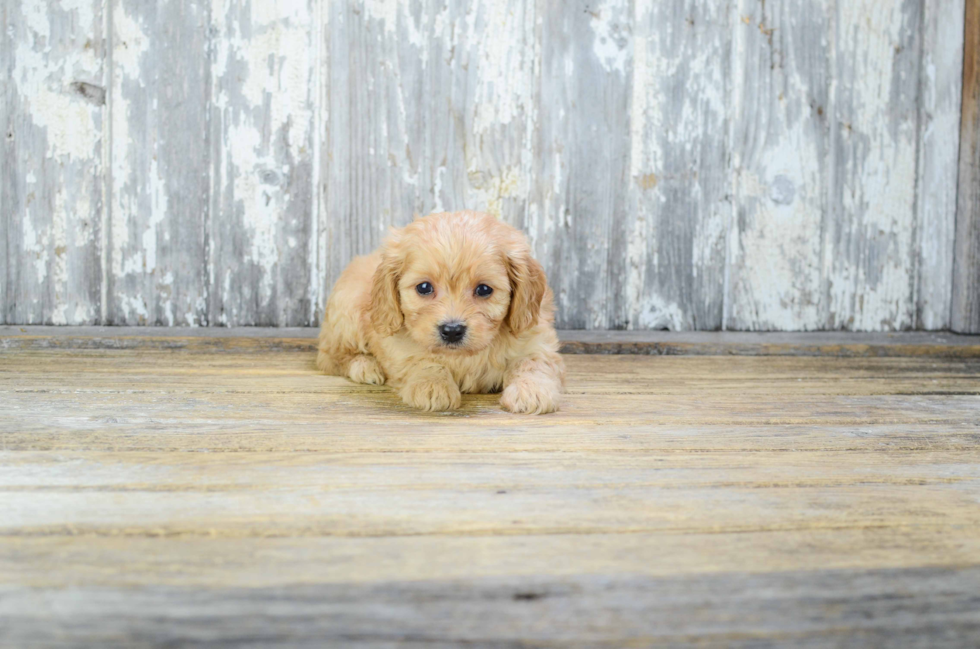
[316,210,565,414]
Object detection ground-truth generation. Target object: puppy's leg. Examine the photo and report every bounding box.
[501,352,564,414]
[317,340,385,385]
[316,314,385,385]
[315,344,342,374]
[399,364,461,412]
[347,354,386,385]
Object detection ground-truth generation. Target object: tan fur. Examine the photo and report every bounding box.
[317,211,565,414]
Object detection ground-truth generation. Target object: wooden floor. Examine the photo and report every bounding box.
[2,331,980,647]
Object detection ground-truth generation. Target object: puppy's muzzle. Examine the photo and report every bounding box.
[438,321,467,344]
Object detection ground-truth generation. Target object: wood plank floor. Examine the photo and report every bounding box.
[2,333,980,647]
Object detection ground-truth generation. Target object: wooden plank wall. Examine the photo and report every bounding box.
[0,0,969,330]
[954,0,980,333]
[1,0,106,325]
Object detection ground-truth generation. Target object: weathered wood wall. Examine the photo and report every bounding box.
[0,0,968,330]
[954,0,980,333]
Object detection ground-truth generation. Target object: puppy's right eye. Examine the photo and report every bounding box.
[416,282,434,296]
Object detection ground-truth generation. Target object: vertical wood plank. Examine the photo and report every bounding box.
[317,0,538,323]
[209,0,317,326]
[914,0,964,329]
[629,0,730,331]
[1,2,9,325]
[827,0,922,331]
[1,0,105,324]
[953,0,980,333]
[1,0,970,332]
[422,0,536,230]
[319,0,429,304]
[108,0,210,325]
[531,0,633,329]
[727,0,945,332]
[726,0,833,331]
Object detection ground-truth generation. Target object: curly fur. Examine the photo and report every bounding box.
[316,211,565,414]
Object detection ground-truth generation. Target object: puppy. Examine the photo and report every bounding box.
[316,210,565,414]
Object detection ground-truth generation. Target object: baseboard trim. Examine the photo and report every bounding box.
[3,326,980,357]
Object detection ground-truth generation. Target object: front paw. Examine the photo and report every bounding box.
[501,380,559,414]
[348,355,386,385]
[401,380,462,412]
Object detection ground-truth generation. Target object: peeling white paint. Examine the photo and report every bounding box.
[467,165,524,219]
[210,0,317,325]
[4,0,965,331]
[628,2,657,181]
[112,5,147,79]
[20,170,50,287]
[229,127,280,300]
[139,155,170,275]
[110,3,148,282]
[731,115,826,330]
[14,1,101,161]
[432,165,447,214]
[829,0,919,331]
[109,1,212,326]
[914,0,964,329]
[21,211,49,285]
[213,0,313,163]
[362,0,399,35]
[73,303,95,323]
[49,185,70,324]
[589,0,631,75]
[467,1,531,134]
[627,1,729,330]
[625,213,648,330]
[363,0,426,57]
[636,294,686,330]
[6,0,104,324]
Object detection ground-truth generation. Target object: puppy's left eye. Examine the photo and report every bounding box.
[475,284,493,298]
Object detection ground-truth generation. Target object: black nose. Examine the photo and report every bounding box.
[439,322,467,344]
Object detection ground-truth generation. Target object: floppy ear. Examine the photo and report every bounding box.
[506,246,547,335]
[370,249,404,336]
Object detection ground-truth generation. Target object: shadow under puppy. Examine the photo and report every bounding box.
[317,210,565,414]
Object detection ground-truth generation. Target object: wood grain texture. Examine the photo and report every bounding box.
[1,0,106,325]
[3,569,980,647]
[108,0,210,325]
[829,0,923,331]
[953,0,980,333]
[0,1,971,331]
[628,0,729,330]
[531,0,633,329]
[319,0,427,305]
[727,0,833,330]
[728,0,958,332]
[1,340,979,645]
[209,0,317,326]
[421,0,536,237]
[916,0,965,329]
[318,0,537,323]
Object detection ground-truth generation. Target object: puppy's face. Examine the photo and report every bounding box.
[397,244,511,353]
[370,212,546,353]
